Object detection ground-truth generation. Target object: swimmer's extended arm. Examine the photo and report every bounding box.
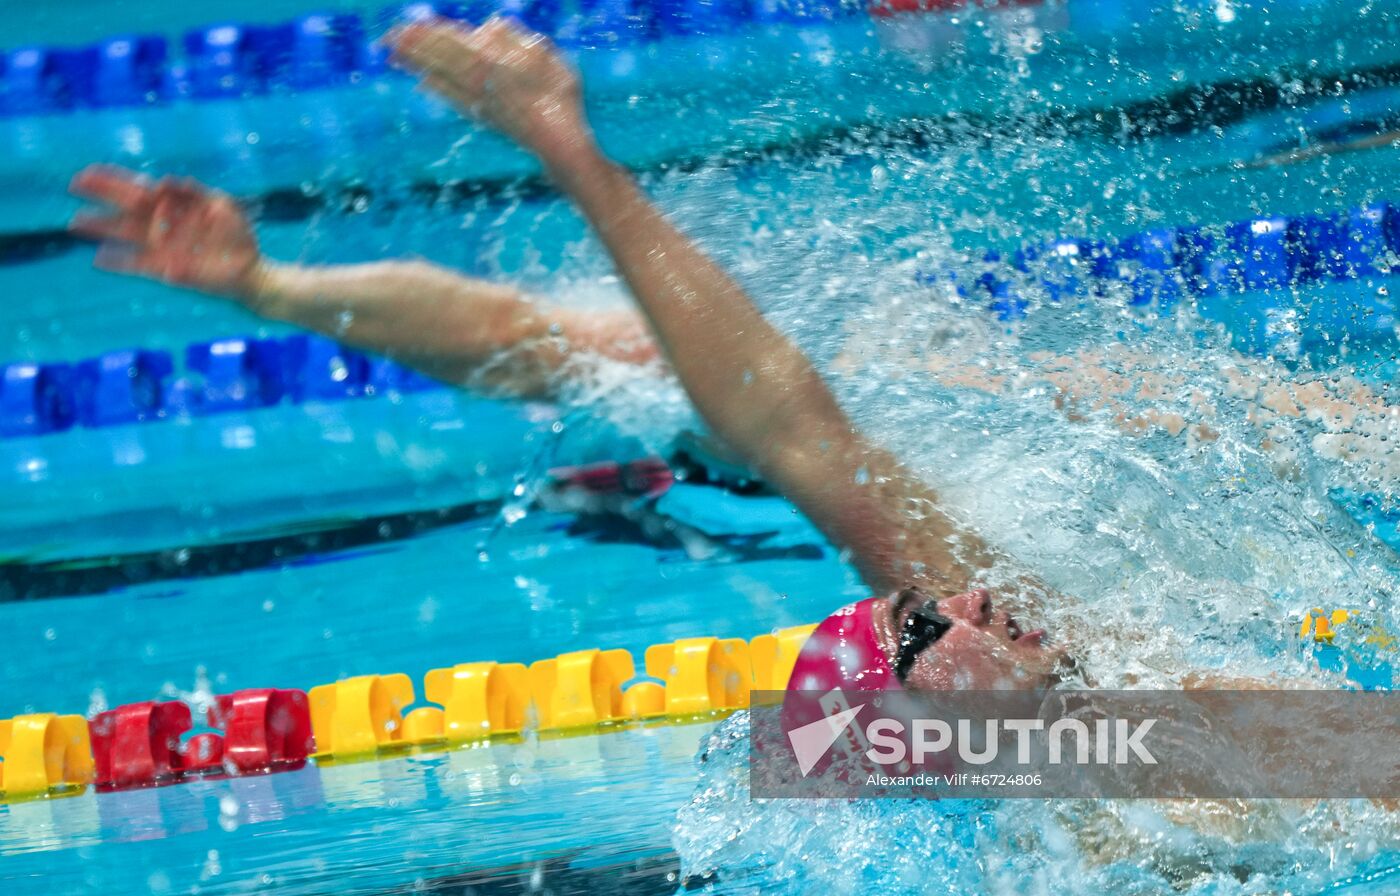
[390,19,999,594]
[250,261,657,396]
[67,165,656,398]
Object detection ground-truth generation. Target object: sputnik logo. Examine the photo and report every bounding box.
[786,691,867,776]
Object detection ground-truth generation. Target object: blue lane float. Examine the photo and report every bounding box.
[932,201,1400,322]
[283,334,370,402]
[1,46,98,115]
[73,349,172,426]
[0,362,76,437]
[0,336,444,439]
[92,37,170,108]
[185,337,288,412]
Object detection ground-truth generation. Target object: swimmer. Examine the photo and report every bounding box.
[67,17,1385,696]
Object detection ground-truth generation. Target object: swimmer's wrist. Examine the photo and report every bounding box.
[239,260,286,316]
[537,131,609,191]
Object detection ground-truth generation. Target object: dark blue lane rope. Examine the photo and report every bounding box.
[6,25,1400,264]
[0,1,862,119]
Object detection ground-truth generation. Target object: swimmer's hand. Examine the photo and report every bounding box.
[386,17,594,172]
[68,165,264,301]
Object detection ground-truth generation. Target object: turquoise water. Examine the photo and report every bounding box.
[8,0,1400,893]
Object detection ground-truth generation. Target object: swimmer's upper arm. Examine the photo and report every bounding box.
[255,258,664,399]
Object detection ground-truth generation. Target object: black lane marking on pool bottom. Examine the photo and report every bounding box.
[0,227,77,265]
[0,497,505,602]
[363,851,718,895]
[0,495,826,601]
[14,53,1400,267]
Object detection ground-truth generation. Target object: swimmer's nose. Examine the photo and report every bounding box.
[939,588,993,625]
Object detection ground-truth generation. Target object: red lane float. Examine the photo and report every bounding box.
[89,688,312,790]
[89,701,190,789]
[216,689,315,773]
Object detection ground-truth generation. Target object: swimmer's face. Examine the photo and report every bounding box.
[878,588,1068,691]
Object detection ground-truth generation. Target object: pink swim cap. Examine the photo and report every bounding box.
[786,596,901,692]
[773,597,926,785]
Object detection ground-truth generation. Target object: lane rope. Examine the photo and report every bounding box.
[0,606,1391,803]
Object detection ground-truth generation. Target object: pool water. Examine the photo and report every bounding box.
[7,0,1400,893]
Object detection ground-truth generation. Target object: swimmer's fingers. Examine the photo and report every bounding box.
[389,21,478,75]
[69,211,147,246]
[391,19,516,87]
[398,37,493,112]
[92,244,158,277]
[140,177,221,244]
[69,164,153,212]
[76,185,204,250]
[156,176,217,212]
[95,243,193,284]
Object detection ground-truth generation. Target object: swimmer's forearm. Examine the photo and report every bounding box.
[543,146,810,452]
[249,259,543,390]
[249,259,655,398]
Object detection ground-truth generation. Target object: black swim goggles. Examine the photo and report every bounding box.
[894,598,955,682]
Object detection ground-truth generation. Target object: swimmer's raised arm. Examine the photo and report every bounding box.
[390,18,998,595]
[67,165,656,398]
